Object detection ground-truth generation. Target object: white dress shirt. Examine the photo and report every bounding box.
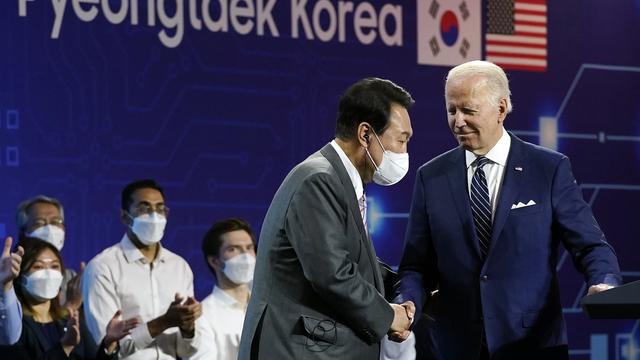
[82,234,200,359]
[465,129,511,219]
[188,286,248,360]
[331,140,364,201]
[380,333,416,360]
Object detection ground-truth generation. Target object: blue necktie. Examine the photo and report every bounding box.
[470,156,492,257]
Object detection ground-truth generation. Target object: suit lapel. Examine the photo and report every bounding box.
[446,147,481,258]
[487,134,527,258]
[320,143,385,293]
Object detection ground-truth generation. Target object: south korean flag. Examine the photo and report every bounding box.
[417,0,482,66]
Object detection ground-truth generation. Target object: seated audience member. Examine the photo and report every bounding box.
[16,195,84,310]
[82,179,202,360]
[189,218,256,360]
[0,237,138,359]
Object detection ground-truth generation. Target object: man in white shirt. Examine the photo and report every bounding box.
[82,179,202,359]
[189,218,257,360]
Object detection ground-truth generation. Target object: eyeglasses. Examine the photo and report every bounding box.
[31,217,64,229]
[132,203,170,216]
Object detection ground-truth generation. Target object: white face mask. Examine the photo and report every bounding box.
[223,253,256,285]
[26,225,66,251]
[366,132,409,186]
[129,213,167,246]
[22,269,63,302]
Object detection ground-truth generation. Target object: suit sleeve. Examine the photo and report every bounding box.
[285,173,393,343]
[396,169,438,318]
[552,156,621,286]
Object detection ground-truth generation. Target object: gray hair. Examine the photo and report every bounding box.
[445,60,513,113]
[16,195,65,230]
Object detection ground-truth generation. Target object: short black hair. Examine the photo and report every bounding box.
[202,218,256,275]
[335,77,414,139]
[121,179,165,211]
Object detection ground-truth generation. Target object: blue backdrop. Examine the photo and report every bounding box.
[1,0,639,358]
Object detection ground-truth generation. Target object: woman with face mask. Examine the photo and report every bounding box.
[0,238,140,360]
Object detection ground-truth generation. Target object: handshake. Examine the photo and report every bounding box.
[387,301,415,343]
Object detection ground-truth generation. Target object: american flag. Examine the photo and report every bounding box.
[485,0,547,72]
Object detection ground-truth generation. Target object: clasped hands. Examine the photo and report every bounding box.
[149,292,202,339]
[388,301,415,343]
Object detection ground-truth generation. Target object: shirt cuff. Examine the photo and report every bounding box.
[176,327,200,357]
[130,323,154,350]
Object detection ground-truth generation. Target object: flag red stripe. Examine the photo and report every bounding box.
[516,20,547,27]
[516,0,547,5]
[514,31,547,38]
[496,63,547,72]
[515,9,547,16]
[486,52,547,60]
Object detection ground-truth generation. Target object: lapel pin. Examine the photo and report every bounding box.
[515,166,523,171]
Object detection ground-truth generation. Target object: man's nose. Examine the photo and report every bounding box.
[453,112,466,128]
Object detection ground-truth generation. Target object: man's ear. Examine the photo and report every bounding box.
[120,209,131,227]
[207,255,222,271]
[357,122,371,148]
[497,98,508,123]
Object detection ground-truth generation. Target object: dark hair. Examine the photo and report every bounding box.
[335,77,414,139]
[121,179,165,211]
[14,238,67,321]
[202,218,256,275]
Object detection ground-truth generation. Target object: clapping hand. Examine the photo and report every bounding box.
[103,310,141,354]
[162,293,202,337]
[176,295,202,337]
[64,261,86,310]
[61,307,81,355]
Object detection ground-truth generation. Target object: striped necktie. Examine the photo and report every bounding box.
[470,156,492,257]
[359,192,368,235]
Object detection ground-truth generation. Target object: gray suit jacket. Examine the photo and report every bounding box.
[238,143,394,360]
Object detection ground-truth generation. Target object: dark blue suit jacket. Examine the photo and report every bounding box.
[397,134,620,359]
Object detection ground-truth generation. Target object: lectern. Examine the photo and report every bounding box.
[581,280,640,319]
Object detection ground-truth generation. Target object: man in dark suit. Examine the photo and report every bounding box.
[396,60,621,360]
[239,78,416,359]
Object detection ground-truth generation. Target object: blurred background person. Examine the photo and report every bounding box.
[82,179,202,359]
[189,218,257,360]
[0,237,139,359]
[16,195,84,310]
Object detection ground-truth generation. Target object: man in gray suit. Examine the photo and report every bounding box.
[239,78,416,359]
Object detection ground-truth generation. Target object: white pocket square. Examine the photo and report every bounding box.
[511,200,536,209]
